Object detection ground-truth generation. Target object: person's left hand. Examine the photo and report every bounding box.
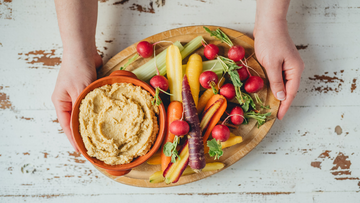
[253,20,304,120]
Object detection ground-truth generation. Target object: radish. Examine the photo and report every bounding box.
[169,120,189,136]
[219,83,235,100]
[244,76,264,93]
[136,40,174,58]
[150,75,168,92]
[150,56,171,106]
[228,46,245,62]
[203,43,219,60]
[212,125,230,142]
[136,41,154,58]
[203,27,245,62]
[199,71,218,94]
[230,106,244,125]
[236,64,249,82]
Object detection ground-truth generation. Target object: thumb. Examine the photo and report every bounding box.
[265,62,286,101]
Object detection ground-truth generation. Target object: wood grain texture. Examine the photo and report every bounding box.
[1,0,360,202]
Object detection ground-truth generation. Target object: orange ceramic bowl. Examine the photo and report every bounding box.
[71,70,166,176]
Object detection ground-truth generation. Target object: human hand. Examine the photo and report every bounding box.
[253,20,304,120]
[51,53,102,151]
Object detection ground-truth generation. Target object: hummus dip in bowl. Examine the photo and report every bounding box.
[71,70,166,176]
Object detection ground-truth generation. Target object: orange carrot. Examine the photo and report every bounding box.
[197,77,225,114]
[202,94,227,143]
[161,101,183,172]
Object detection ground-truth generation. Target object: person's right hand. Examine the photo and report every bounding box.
[51,52,102,151]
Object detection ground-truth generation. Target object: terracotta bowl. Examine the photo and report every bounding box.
[71,70,166,176]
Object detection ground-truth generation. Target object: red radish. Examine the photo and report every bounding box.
[150,75,169,92]
[203,44,219,60]
[230,106,244,125]
[228,45,245,62]
[219,83,236,100]
[244,76,264,93]
[136,41,153,58]
[211,124,230,142]
[150,64,170,106]
[203,27,245,62]
[169,120,189,136]
[199,71,218,94]
[236,64,249,82]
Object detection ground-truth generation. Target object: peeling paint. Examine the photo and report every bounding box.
[17,116,34,121]
[311,151,359,182]
[43,152,49,158]
[311,161,321,169]
[296,44,309,50]
[155,0,166,7]
[129,2,155,14]
[351,78,357,93]
[68,151,81,158]
[113,0,129,5]
[0,0,12,19]
[0,92,12,110]
[308,72,344,93]
[309,75,344,83]
[335,125,342,135]
[19,50,61,67]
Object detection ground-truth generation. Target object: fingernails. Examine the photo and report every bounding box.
[276,91,286,101]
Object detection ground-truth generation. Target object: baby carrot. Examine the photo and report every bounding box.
[202,94,227,143]
[161,101,183,172]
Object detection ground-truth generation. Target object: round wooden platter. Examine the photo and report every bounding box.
[95,26,280,187]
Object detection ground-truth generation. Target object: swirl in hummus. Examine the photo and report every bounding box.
[79,83,159,165]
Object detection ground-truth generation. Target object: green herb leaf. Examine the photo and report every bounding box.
[245,111,272,128]
[254,93,271,110]
[151,88,162,106]
[242,93,256,112]
[203,27,233,47]
[207,138,223,160]
[163,136,180,163]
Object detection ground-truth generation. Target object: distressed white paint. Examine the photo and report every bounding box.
[1,0,360,202]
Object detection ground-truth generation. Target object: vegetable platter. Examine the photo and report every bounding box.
[95,26,280,187]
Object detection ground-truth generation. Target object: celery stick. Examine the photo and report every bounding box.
[180,36,204,59]
[132,41,184,81]
[133,36,204,81]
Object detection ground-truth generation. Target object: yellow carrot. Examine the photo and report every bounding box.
[185,54,203,107]
[149,162,225,183]
[204,133,243,153]
[166,45,183,102]
[197,77,225,114]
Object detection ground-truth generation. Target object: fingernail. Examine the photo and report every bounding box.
[276,91,286,101]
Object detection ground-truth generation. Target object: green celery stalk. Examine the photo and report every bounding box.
[133,36,205,81]
[180,36,204,59]
[132,41,184,81]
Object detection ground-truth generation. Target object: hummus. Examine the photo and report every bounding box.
[79,83,159,165]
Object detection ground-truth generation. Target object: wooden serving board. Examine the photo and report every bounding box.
[95,26,280,187]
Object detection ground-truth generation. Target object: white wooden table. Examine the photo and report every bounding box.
[1,0,359,202]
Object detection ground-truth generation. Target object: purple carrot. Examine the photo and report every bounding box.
[182,75,206,172]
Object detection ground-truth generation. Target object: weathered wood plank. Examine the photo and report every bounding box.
[1,0,360,201]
